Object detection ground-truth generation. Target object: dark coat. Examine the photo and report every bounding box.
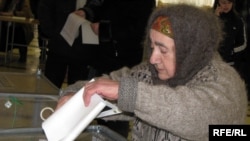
[218,10,246,63]
[38,0,97,63]
[81,0,156,74]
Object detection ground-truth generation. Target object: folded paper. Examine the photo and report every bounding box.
[42,87,106,141]
[60,13,99,46]
[42,78,122,141]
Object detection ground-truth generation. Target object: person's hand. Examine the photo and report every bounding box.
[215,4,223,16]
[55,92,75,110]
[74,10,85,18]
[83,78,119,106]
[90,22,99,35]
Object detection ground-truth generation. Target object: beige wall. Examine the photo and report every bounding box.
[156,0,215,7]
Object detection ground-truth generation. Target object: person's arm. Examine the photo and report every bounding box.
[79,0,104,22]
[57,66,132,109]
[55,80,87,110]
[234,18,247,53]
[233,17,247,63]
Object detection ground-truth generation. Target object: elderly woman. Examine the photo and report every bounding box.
[57,4,247,141]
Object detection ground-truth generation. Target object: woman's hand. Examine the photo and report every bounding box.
[83,78,119,106]
[215,5,223,16]
[74,10,85,18]
[90,22,99,35]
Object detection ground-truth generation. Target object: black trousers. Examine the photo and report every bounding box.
[44,53,90,88]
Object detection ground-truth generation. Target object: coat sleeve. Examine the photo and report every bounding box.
[80,0,104,22]
[233,17,247,53]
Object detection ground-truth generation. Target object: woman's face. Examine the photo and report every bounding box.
[218,0,233,13]
[149,29,176,80]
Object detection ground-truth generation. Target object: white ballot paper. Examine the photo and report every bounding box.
[80,19,99,45]
[42,87,110,141]
[60,13,99,46]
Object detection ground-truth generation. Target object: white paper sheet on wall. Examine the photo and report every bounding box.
[60,13,99,46]
[157,0,215,7]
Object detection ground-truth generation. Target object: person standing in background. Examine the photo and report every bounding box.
[214,0,248,100]
[213,0,247,78]
[0,0,34,63]
[38,0,98,88]
[80,0,156,76]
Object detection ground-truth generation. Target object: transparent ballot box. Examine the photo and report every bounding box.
[0,96,57,128]
[0,125,127,141]
[0,72,59,128]
[0,72,127,141]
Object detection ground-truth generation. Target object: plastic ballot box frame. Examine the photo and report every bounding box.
[0,125,127,141]
[0,71,59,128]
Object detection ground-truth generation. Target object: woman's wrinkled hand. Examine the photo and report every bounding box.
[83,78,119,106]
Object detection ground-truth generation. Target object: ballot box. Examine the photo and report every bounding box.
[0,72,127,141]
[0,71,59,128]
[0,125,127,141]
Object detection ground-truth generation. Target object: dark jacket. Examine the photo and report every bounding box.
[38,0,73,39]
[218,10,247,63]
[38,0,97,63]
[81,0,156,74]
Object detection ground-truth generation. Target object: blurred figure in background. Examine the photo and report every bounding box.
[214,0,248,100]
[81,0,156,76]
[213,0,247,78]
[38,0,98,88]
